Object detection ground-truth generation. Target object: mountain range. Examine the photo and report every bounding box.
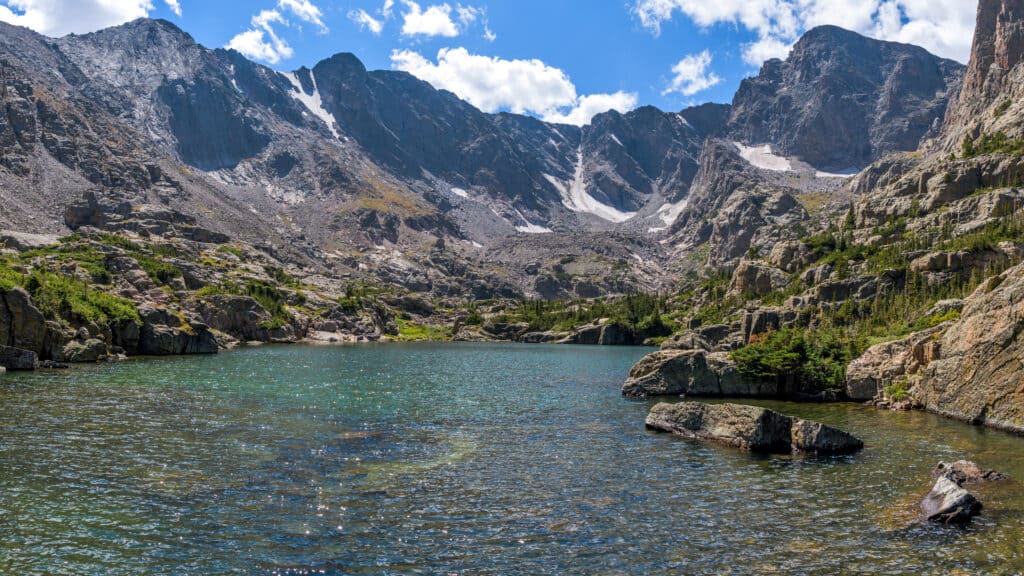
[0,16,965,297]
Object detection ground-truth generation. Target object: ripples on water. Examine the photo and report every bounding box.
[1,343,1023,575]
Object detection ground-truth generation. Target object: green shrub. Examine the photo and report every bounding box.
[132,254,182,284]
[23,270,139,325]
[885,380,910,402]
[731,328,856,394]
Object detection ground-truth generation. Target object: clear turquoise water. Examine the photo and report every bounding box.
[1,343,1023,575]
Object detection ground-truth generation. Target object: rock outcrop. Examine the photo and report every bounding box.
[728,259,791,296]
[622,349,774,398]
[0,287,47,355]
[645,401,864,455]
[916,264,1024,432]
[845,324,948,401]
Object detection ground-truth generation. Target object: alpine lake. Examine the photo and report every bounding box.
[2,343,1023,575]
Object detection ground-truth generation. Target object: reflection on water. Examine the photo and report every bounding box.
[1,343,1023,575]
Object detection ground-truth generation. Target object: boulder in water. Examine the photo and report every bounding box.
[645,401,864,455]
[921,475,983,525]
[920,460,1006,525]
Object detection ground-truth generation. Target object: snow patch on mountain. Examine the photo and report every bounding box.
[734,142,792,172]
[656,197,689,226]
[513,209,552,234]
[450,187,469,198]
[544,149,637,223]
[284,71,339,139]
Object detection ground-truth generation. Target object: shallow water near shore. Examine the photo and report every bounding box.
[2,342,1023,575]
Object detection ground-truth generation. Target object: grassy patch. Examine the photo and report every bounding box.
[395,318,449,341]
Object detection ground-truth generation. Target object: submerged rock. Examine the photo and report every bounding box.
[645,401,864,455]
[933,460,1009,484]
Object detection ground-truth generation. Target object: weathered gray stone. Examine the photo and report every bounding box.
[0,344,38,370]
[933,460,1008,484]
[0,230,61,251]
[645,401,864,455]
[0,287,47,354]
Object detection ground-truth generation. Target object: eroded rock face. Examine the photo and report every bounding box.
[622,349,773,398]
[941,0,1024,150]
[645,401,864,455]
[845,324,948,401]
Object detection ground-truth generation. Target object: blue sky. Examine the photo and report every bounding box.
[0,0,977,126]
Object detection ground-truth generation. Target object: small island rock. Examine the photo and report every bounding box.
[645,401,864,455]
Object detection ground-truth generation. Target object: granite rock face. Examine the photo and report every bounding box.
[941,0,1024,150]
[645,401,864,455]
[916,264,1024,433]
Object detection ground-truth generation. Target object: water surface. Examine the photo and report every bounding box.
[1,343,1023,575]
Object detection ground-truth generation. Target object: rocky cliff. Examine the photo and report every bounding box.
[941,0,1024,150]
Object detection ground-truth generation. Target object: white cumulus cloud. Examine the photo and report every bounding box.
[400,1,458,37]
[542,92,639,126]
[662,50,721,96]
[0,0,155,36]
[277,0,326,32]
[226,0,327,64]
[227,9,292,64]
[348,8,384,34]
[391,47,637,126]
[632,0,976,65]
[164,0,181,16]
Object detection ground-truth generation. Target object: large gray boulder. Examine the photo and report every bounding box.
[137,305,218,355]
[0,344,38,370]
[0,287,47,354]
[622,349,776,398]
[195,295,273,342]
[645,401,864,455]
[920,460,1006,525]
